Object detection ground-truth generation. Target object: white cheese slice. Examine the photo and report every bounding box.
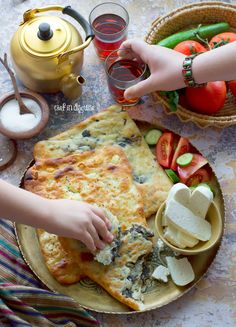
[166,256,195,286]
[164,227,187,248]
[165,199,211,241]
[152,265,169,283]
[162,213,168,226]
[166,224,199,248]
[190,185,213,218]
[167,183,190,206]
[177,229,199,248]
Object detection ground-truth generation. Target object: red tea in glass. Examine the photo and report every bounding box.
[89,3,129,60]
[105,49,147,106]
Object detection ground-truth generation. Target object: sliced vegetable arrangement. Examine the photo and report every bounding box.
[146,129,212,189]
[157,22,236,115]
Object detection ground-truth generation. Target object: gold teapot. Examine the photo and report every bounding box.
[10,5,94,99]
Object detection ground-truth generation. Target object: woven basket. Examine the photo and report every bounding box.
[145,1,236,128]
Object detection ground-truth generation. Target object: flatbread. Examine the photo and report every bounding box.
[25,146,145,227]
[24,146,153,310]
[34,105,172,217]
[37,223,153,311]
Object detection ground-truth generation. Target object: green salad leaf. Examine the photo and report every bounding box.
[160,90,179,112]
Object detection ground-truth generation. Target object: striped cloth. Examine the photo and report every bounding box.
[0,220,101,327]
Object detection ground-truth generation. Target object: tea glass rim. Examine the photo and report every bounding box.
[89,2,129,37]
[105,48,147,84]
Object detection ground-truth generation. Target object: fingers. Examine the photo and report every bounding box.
[90,205,112,230]
[88,224,105,250]
[124,76,155,99]
[119,39,150,62]
[117,47,142,62]
[90,204,106,219]
[80,231,96,253]
[92,215,113,243]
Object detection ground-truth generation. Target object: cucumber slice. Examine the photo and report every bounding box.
[165,169,180,184]
[145,129,162,145]
[176,153,193,167]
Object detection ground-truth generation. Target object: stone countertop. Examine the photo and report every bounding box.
[0,0,236,326]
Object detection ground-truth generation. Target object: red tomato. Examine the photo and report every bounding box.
[156,132,174,168]
[170,137,190,171]
[185,81,226,115]
[228,80,236,97]
[210,32,236,48]
[173,134,180,151]
[179,94,189,108]
[177,154,208,184]
[186,168,211,187]
[174,40,207,55]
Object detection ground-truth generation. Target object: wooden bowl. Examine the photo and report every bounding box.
[155,201,223,256]
[0,90,49,139]
[145,1,236,128]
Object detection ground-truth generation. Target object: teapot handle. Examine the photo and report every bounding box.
[62,6,94,41]
[21,5,94,63]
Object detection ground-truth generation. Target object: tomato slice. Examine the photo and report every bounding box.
[186,168,211,187]
[170,137,190,171]
[177,154,208,183]
[156,132,174,168]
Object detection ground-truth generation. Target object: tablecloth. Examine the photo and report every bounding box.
[0,219,101,327]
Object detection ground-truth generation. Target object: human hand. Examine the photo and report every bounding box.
[45,200,113,252]
[119,39,186,99]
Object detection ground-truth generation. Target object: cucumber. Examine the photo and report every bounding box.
[157,22,229,48]
[176,153,193,167]
[165,169,180,184]
[145,129,162,145]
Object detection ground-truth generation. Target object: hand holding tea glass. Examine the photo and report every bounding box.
[105,47,147,106]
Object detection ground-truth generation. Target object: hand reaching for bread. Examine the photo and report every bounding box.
[45,200,114,252]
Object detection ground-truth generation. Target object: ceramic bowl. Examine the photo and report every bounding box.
[155,201,223,255]
[0,90,49,140]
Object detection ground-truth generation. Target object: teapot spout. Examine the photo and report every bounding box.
[60,74,85,99]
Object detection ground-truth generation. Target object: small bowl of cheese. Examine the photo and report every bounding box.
[155,183,223,255]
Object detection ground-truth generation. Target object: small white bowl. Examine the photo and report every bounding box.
[0,90,49,140]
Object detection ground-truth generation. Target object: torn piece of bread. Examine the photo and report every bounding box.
[95,210,120,266]
[38,223,154,311]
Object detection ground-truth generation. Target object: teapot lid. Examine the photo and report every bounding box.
[20,16,72,57]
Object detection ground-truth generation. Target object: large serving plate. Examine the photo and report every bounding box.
[15,119,225,314]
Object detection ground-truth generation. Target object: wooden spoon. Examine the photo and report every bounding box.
[0,53,33,115]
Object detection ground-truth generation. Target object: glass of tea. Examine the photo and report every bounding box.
[105,48,147,106]
[89,2,129,60]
